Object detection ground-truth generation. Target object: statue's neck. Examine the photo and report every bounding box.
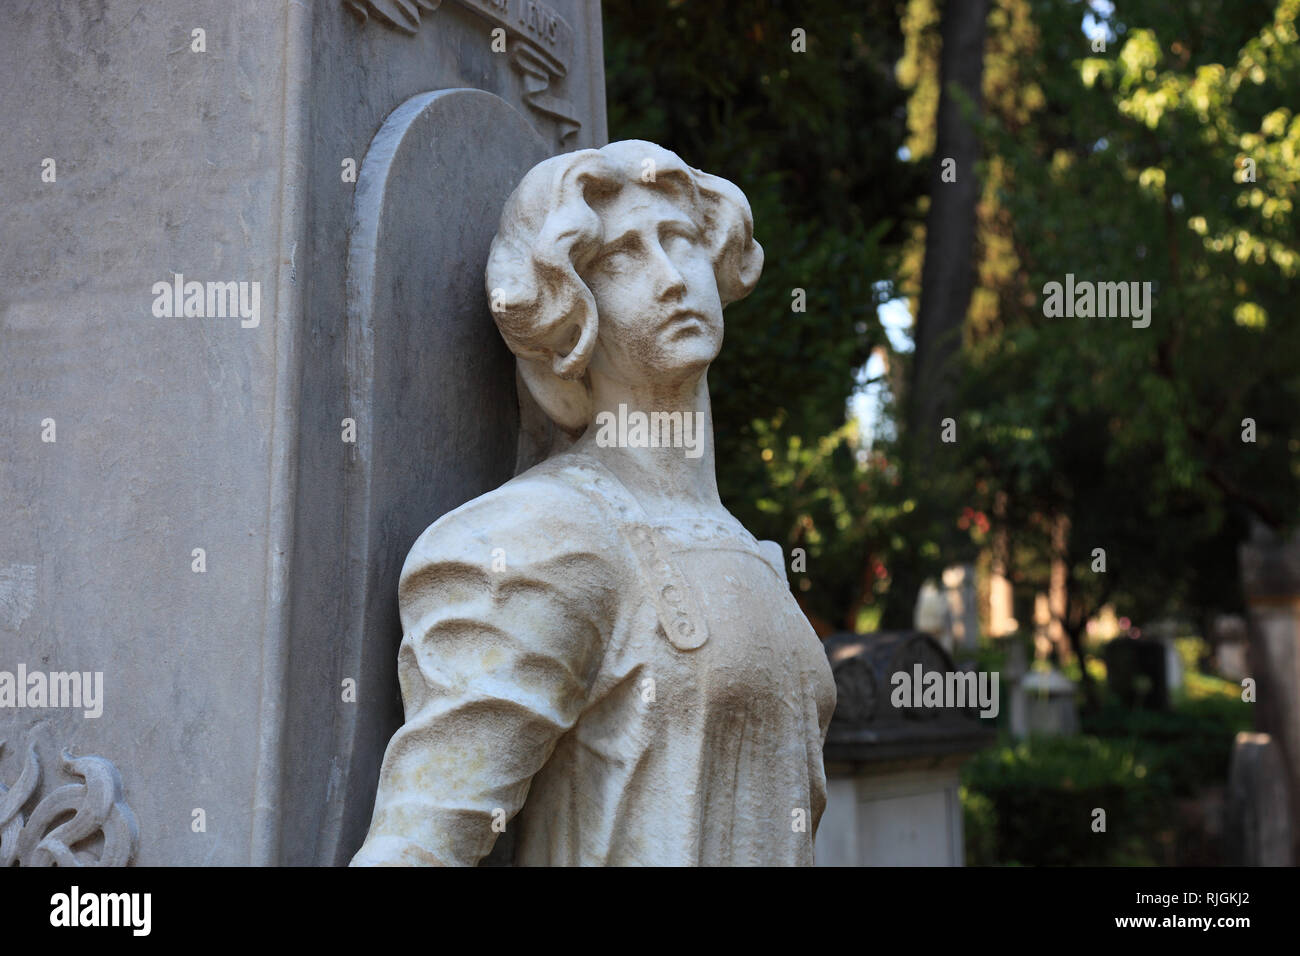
[576,371,721,514]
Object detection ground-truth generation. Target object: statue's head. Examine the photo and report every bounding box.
[486,140,763,434]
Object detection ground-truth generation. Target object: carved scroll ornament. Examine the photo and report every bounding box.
[0,737,138,866]
[344,0,581,142]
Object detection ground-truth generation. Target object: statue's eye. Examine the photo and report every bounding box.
[664,231,694,254]
[593,235,641,273]
[596,248,632,272]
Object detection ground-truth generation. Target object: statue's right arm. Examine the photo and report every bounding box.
[349,480,615,866]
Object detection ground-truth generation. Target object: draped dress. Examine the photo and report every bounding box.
[351,451,836,866]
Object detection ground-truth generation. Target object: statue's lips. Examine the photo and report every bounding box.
[660,309,708,331]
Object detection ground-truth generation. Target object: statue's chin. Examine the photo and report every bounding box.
[633,359,714,392]
[654,335,722,378]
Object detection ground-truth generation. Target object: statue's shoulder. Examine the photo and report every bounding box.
[401,454,622,577]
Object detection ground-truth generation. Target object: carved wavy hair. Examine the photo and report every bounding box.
[485,140,763,433]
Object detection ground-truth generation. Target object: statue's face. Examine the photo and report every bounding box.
[581,185,724,388]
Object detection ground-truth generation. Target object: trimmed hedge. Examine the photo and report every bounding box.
[962,735,1161,865]
[961,673,1252,865]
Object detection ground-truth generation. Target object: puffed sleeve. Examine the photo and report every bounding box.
[350,475,618,866]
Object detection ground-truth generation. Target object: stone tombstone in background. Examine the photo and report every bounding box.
[914,579,954,653]
[1008,667,1078,739]
[942,563,980,651]
[1239,524,1300,862]
[1145,617,1189,695]
[815,632,994,866]
[914,566,980,656]
[1225,732,1294,866]
[350,140,839,866]
[0,1,606,866]
[1213,613,1250,682]
[1103,637,1169,710]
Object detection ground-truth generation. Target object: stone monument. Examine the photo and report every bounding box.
[1225,732,1294,866]
[1,0,606,866]
[1238,524,1300,862]
[1212,613,1250,682]
[914,564,980,655]
[350,140,837,866]
[814,631,994,866]
[942,563,980,651]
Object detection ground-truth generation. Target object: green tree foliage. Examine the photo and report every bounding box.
[932,0,1300,660]
[605,0,1300,644]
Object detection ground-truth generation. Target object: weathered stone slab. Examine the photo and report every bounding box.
[816,631,994,865]
[0,0,606,865]
[1239,527,1300,863]
[1225,732,1294,866]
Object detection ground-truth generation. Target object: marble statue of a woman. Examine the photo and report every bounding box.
[351,140,836,866]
